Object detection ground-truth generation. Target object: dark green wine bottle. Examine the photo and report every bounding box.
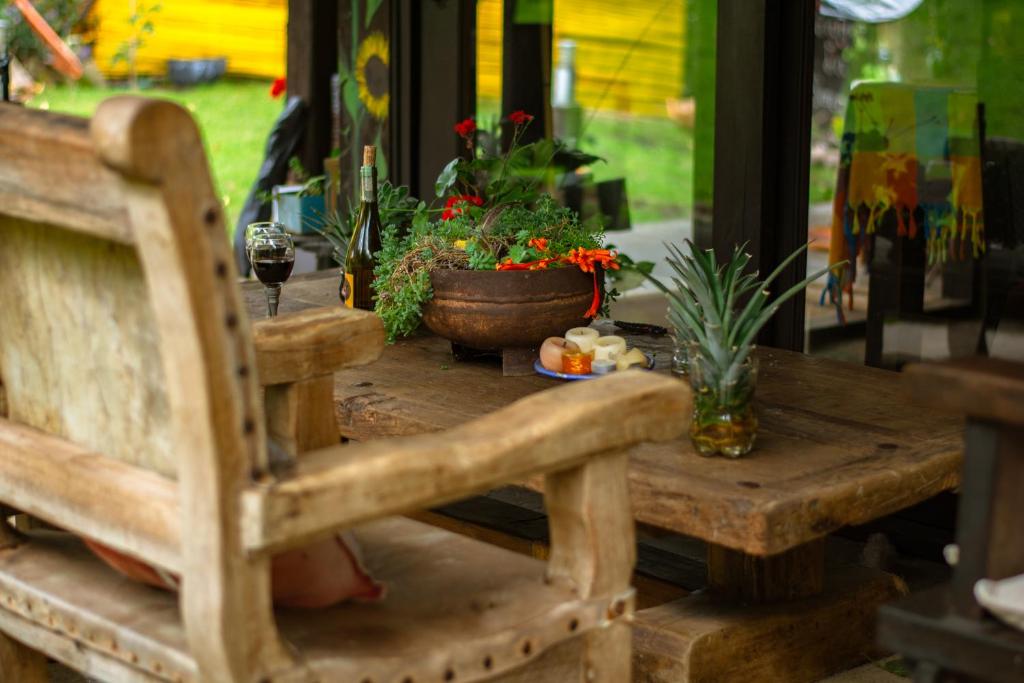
[343,145,383,310]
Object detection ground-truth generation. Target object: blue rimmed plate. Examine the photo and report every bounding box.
[533,352,655,380]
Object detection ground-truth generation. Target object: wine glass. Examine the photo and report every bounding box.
[248,231,295,317]
[245,221,286,265]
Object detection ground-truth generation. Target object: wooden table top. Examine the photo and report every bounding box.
[244,273,963,557]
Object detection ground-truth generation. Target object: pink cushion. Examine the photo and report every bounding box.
[85,531,383,609]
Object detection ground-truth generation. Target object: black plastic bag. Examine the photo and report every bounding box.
[233,96,307,275]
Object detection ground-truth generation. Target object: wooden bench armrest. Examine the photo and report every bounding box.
[242,371,691,555]
[904,357,1024,427]
[252,306,384,386]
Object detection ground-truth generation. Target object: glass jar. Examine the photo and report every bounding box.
[686,347,759,458]
[670,335,693,377]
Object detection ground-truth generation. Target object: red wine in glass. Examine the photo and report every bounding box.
[249,237,295,317]
[252,255,294,285]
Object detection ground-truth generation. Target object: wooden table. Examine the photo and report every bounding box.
[245,273,964,682]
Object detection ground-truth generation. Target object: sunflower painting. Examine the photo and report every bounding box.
[338,0,391,203]
[355,32,389,120]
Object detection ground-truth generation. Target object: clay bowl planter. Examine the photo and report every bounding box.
[422,267,600,375]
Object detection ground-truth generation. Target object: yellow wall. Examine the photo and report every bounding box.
[477,0,686,117]
[91,0,286,79]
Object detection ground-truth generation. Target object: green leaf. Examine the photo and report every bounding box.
[342,77,362,122]
[374,129,389,181]
[365,0,385,28]
[435,158,460,198]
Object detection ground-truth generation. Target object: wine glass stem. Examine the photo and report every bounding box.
[265,284,282,317]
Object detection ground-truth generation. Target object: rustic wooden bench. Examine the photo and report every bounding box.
[0,98,688,682]
[246,272,965,682]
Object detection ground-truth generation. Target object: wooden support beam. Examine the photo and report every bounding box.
[0,632,46,683]
[713,0,816,351]
[287,0,339,176]
[501,0,552,145]
[707,539,824,604]
[0,418,180,571]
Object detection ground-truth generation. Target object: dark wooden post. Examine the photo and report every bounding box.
[712,0,816,351]
[391,0,476,200]
[287,0,340,176]
[500,0,552,145]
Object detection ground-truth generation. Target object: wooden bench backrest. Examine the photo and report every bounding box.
[0,111,178,476]
[0,98,283,677]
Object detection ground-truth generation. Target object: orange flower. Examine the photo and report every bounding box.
[527,237,549,251]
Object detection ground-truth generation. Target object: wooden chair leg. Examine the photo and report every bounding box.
[582,621,632,683]
[0,631,47,682]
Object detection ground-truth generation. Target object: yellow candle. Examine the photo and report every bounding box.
[565,327,599,354]
[593,335,626,362]
[562,350,592,375]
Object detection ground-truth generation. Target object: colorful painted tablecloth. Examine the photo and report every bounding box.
[825,82,984,315]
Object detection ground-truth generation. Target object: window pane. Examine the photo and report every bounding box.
[475,0,716,299]
[808,0,1024,366]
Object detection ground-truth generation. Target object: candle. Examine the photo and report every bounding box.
[591,359,616,375]
[593,335,626,362]
[562,350,592,375]
[616,347,648,371]
[539,337,568,372]
[565,327,599,354]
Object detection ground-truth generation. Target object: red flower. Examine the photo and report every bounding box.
[453,118,477,139]
[509,110,534,126]
[270,77,287,98]
[527,237,548,251]
[441,194,483,221]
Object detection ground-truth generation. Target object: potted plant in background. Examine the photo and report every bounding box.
[370,111,650,374]
[649,241,845,457]
[271,157,327,235]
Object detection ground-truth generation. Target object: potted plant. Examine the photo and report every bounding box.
[271,158,327,235]
[371,111,649,374]
[648,241,845,457]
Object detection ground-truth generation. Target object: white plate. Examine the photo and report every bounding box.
[975,574,1024,632]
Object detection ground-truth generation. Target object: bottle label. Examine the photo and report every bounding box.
[344,272,355,308]
[361,171,376,203]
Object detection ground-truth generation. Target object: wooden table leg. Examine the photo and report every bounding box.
[634,539,907,683]
[0,631,47,682]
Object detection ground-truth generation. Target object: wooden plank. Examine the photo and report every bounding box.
[0,221,177,478]
[0,419,181,572]
[634,564,907,683]
[0,629,46,683]
[707,539,824,603]
[242,371,690,553]
[264,375,340,464]
[91,95,295,680]
[252,305,384,386]
[0,536,195,682]
[0,105,131,244]
[904,357,1024,427]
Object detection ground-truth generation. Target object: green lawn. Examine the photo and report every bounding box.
[30,80,282,234]
[478,98,696,224]
[582,113,694,223]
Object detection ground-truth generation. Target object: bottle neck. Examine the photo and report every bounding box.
[360,166,377,203]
